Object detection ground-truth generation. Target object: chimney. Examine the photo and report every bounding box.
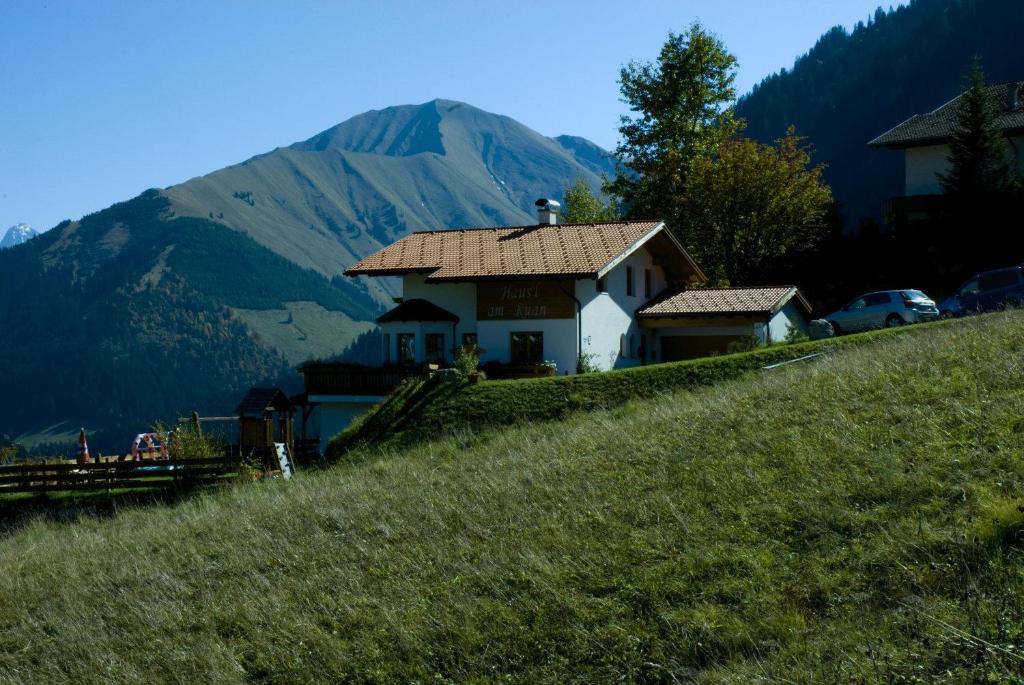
[1009,83,1020,111]
[535,198,561,225]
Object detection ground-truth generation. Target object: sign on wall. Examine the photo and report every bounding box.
[477,280,575,320]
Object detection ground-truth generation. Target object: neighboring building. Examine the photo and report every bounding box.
[636,286,812,359]
[869,80,1024,222]
[302,200,811,451]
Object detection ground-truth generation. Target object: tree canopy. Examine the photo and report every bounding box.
[607,22,743,226]
[682,128,833,286]
[561,177,620,224]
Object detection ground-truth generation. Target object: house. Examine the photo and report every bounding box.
[869,80,1024,221]
[303,199,811,451]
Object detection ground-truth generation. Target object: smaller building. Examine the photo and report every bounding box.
[235,387,294,470]
[636,286,811,359]
[869,80,1024,222]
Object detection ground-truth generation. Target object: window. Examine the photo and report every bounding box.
[397,333,416,364]
[619,333,627,357]
[845,298,866,311]
[510,332,543,364]
[626,266,635,296]
[425,333,445,363]
[596,275,607,293]
[461,332,478,349]
[383,333,391,364]
[979,270,1020,291]
[864,292,892,306]
[644,268,652,298]
[959,279,980,297]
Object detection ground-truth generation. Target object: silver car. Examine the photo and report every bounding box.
[826,289,939,334]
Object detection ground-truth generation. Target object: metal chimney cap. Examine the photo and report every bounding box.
[534,198,561,209]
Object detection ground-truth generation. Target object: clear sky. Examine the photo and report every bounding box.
[1,1,901,232]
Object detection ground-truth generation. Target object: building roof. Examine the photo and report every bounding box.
[236,387,295,417]
[636,286,811,318]
[345,220,706,283]
[377,298,459,324]
[869,81,1024,148]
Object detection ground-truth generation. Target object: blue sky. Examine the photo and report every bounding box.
[1,1,902,232]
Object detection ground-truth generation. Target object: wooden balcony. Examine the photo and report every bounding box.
[300,363,423,397]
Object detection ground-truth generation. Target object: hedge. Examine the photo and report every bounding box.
[326,318,958,457]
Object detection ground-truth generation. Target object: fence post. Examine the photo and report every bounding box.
[191,411,202,436]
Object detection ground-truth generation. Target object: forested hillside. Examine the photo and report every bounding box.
[737,0,1023,225]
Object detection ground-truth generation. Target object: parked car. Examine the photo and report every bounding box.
[826,289,939,334]
[944,265,1024,316]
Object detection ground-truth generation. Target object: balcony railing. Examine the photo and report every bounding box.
[301,363,424,397]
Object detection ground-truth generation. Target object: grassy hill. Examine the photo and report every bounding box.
[1,312,1022,681]
[0,101,615,447]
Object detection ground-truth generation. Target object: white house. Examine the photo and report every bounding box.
[870,80,1024,197]
[304,200,812,450]
[345,200,811,370]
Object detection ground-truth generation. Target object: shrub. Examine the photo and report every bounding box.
[454,346,480,379]
[783,322,810,344]
[576,351,601,374]
[726,334,761,354]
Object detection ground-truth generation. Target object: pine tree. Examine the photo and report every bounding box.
[939,59,1018,196]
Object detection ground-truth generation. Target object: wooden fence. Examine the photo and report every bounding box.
[0,456,238,495]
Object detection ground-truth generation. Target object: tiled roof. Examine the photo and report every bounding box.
[637,286,810,318]
[869,81,1024,148]
[377,298,459,323]
[235,387,294,417]
[345,221,677,281]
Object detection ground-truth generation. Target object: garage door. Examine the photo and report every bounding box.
[660,335,745,361]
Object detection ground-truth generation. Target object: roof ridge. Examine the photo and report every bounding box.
[409,219,658,235]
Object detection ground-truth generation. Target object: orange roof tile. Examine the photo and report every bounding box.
[345,221,669,281]
[637,286,810,317]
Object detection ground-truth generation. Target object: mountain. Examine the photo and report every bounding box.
[0,223,37,248]
[736,0,1023,226]
[0,100,615,450]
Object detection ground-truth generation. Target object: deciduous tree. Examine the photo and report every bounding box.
[561,177,619,224]
[682,128,832,285]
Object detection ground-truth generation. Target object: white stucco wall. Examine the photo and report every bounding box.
[477,316,579,376]
[767,301,809,344]
[402,274,477,340]
[905,144,950,196]
[313,397,383,452]
[578,247,666,370]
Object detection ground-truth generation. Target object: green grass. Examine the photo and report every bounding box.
[328,318,960,455]
[1,312,1023,682]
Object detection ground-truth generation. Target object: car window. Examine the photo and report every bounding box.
[901,290,927,300]
[959,279,980,297]
[845,297,866,310]
[978,270,1020,291]
[864,292,891,306]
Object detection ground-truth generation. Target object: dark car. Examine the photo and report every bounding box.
[946,265,1024,316]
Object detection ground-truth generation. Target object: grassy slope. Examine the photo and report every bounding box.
[1,313,1023,682]
[329,319,958,454]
